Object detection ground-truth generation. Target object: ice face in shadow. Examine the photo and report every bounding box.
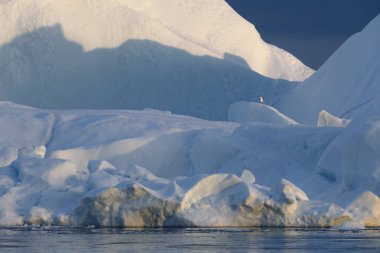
[0,25,294,121]
[279,14,380,124]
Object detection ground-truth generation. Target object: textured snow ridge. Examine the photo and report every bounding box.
[280,14,380,124]
[0,103,379,228]
[228,101,298,125]
[0,0,311,120]
[0,0,313,81]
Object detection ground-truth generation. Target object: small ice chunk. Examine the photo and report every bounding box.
[29,207,53,225]
[338,221,365,230]
[18,146,46,159]
[270,178,308,204]
[240,169,255,184]
[87,170,125,189]
[317,110,351,127]
[88,160,117,173]
[344,191,380,227]
[181,173,242,210]
[120,164,157,181]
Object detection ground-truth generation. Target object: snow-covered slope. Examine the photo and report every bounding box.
[0,0,312,120]
[120,0,313,80]
[0,0,312,81]
[280,14,380,124]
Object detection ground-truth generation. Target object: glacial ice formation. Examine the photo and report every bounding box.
[0,103,378,227]
[0,2,379,228]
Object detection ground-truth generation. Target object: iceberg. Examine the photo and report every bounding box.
[0,1,379,228]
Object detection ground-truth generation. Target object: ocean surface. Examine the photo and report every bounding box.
[0,227,379,252]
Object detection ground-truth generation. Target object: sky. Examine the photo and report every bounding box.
[226,0,380,70]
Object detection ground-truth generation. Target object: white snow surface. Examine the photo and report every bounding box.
[228,101,298,125]
[0,102,379,227]
[280,14,380,124]
[0,0,313,120]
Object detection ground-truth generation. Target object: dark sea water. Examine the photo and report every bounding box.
[0,227,379,252]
